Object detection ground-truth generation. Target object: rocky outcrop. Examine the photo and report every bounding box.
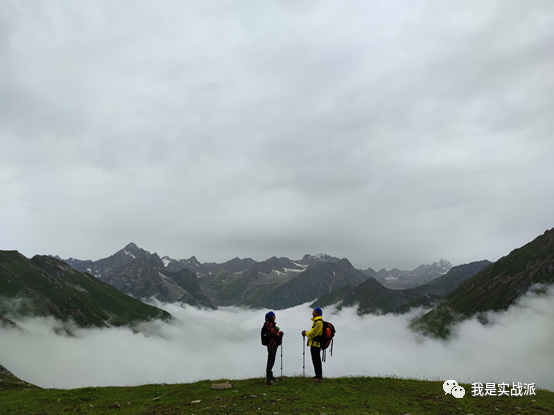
[101,254,217,309]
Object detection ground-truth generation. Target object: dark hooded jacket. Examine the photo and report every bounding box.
[264,320,283,349]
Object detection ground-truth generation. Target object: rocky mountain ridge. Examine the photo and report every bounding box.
[58,243,151,279]
[101,252,217,309]
[49,243,465,312]
[60,244,347,278]
[314,260,491,314]
[4,226,552,340]
[59,243,448,286]
[233,258,370,309]
[56,243,454,310]
[367,259,453,289]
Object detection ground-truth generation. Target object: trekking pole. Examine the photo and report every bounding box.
[280,339,283,379]
[302,334,305,378]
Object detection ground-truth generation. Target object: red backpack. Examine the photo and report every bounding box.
[314,321,336,361]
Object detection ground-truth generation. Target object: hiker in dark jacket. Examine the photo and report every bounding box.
[264,311,284,385]
[302,307,323,383]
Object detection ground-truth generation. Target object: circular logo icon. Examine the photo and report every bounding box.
[443,380,459,394]
[452,386,466,399]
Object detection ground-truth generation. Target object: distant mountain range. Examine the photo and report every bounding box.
[218,258,370,309]
[3,226,553,338]
[313,260,492,314]
[61,246,342,279]
[55,245,456,310]
[366,259,453,289]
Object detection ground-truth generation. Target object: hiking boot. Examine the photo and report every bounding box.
[313,378,322,384]
[266,380,275,386]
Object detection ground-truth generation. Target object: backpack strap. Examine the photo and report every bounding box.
[322,339,333,363]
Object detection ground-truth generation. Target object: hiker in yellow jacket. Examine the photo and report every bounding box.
[302,307,323,383]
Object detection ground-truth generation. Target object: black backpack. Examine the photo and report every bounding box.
[261,324,269,346]
[314,321,336,361]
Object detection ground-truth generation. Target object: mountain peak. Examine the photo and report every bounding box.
[435,259,452,268]
[337,257,355,269]
[120,243,149,259]
[299,253,340,266]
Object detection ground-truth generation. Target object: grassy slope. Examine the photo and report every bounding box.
[417,260,493,297]
[0,371,40,392]
[413,228,554,337]
[0,251,172,327]
[1,376,552,414]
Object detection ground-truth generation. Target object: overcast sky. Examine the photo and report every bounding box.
[2,286,554,391]
[1,1,554,270]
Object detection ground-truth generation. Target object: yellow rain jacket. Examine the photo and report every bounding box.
[305,316,323,348]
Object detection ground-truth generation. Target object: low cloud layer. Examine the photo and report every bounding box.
[1,287,553,391]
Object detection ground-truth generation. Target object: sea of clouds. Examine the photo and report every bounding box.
[1,286,553,391]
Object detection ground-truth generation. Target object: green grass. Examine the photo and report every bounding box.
[0,251,172,327]
[216,276,249,302]
[2,376,553,414]
[411,230,554,338]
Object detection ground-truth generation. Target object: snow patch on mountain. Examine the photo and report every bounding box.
[123,250,136,259]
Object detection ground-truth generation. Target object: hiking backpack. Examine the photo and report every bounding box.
[314,321,336,361]
[261,324,269,346]
[261,324,282,346]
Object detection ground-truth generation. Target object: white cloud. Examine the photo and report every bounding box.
[1,287,553,391]
[1,1,554,270]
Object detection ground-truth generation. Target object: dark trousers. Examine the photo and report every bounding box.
[266,347,277,381]
[310,346,322,379]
